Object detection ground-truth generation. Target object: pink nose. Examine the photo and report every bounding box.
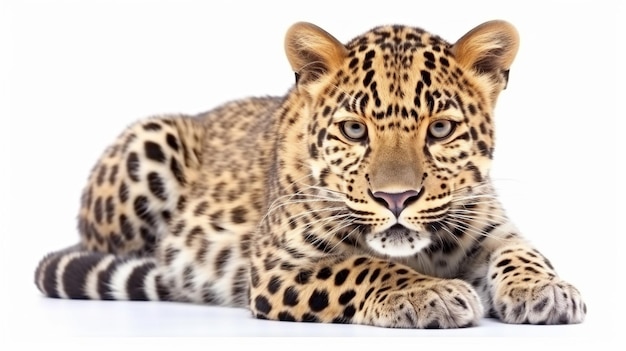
[372,190,420,217]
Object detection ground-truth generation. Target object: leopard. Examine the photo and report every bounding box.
[34,20,586,328]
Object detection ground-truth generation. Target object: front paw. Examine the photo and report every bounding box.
[372,279,484,329]
[493,278,586,324]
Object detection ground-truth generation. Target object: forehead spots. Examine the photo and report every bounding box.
[337,26,470,122]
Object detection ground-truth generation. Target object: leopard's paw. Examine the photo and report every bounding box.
[493,278,586,324]
[371,279,483,329]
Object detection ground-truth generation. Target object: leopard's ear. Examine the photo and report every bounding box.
[452,20,519,101]
[285,22,348,86]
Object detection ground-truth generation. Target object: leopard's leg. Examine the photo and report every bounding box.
[249,255,483,328]
[154,190,254,306]
[76,116,203,255]
[485,241,587,324]
[35,115,204,300]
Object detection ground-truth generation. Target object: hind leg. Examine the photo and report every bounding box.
[77,116,204,255]
[35,115,205,299]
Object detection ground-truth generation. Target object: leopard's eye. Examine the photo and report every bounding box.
[340,121,368,141]
[428,120,455,139]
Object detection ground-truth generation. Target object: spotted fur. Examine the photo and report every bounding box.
[35,20,586,328]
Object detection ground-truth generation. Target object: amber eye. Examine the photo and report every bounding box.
[340,121,368,141]
[428,120,455,139]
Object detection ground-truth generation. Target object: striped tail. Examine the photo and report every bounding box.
[35,246,169,301]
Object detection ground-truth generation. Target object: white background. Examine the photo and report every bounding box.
[1,0,622,348]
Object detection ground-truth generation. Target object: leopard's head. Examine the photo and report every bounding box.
[284,21,519,257]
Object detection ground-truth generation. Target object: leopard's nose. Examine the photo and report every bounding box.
[372,190,420,217]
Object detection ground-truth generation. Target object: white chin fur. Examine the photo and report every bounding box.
[365,231,431,257]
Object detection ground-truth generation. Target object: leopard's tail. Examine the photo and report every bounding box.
[34,245,168,301]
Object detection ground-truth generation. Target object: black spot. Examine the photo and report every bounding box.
[93,197,103,224]
[343,304,356,318]
[317,128,326,147]
[280,262,296,272]
[166,133,179,151]
[154,275,169,301]
[283,286,299,306]
[171,220,185,236]
[119,214,134,240]
[147,172,167,201]
[170,157,186,185]
[309,143,318,158]
[185,226,204,247]
[338,290,356,305]
[469,127,478,140]
[369,268,381,283]
[348,57,359,69]
[316,267,332,280]
[119,182,129,203]
[477,140,490,157]
[250,266,260,288]
[254,295,272,314]
[278,311,296,322]
[143,122,162,131]
[322,106,332,117]
[267,276,282,294]
[353,257,368,266]
[468,104,477,116]
[126,152,140,182]
[104,196,115,224]
[144,141,166,163]
[355,269,369,285]
[163,246,179,265]
[334,269,350,286]
[230,206,247,224]
[295,270,312,284]
[308,289,330,312]
[301,313,319,323]
[215,248,232,277]
[302,233,333,253]
[176,195,187,211]
[363,70,375,87]
[502,265,517,274]
[420,70,431,86]
[525,266,540,274]
[133,195,155,226]
[496,258,512,267]
[423,51,435,62]
[193,201,209,216]
[96,164,107,186]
